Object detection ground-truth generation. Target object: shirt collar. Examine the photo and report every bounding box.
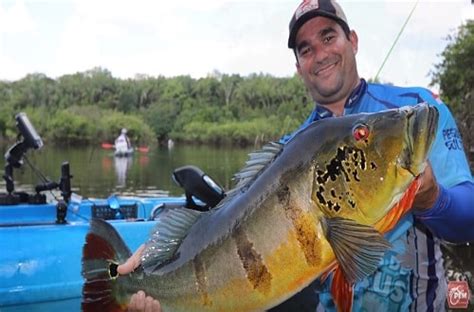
[312,78,367,121]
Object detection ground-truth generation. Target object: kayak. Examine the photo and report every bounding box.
[114,147,134,157]
[0,113,191,311]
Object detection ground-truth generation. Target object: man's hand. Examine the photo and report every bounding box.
[412,163,439,210]
[128,291,161,312]
[117,245,162,312]
[117,244,146,275]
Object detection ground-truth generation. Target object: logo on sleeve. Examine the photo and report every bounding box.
[442,128,464,151]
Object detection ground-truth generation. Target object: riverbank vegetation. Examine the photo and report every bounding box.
[0,71,311,146]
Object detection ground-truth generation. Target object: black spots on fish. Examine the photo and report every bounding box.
[316,147,367,186]
[193,256,212,307]
[352,170,360,182]
[282,199,321,266]
[370,162,377,170]
[326,200,341,212]
[232,228,272,294]
[316,170,325,184]
[313,146,368,213]
[316,185,326,206]
[327,148,351,182]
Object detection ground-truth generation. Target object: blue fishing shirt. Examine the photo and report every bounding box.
[280,79,473,311]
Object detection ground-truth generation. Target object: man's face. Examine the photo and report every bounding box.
[295,17,359,106]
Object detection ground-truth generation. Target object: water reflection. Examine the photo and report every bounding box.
[114,155,133,187]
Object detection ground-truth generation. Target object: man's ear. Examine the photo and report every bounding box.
[350,30,359,55]
[296,60,302,76]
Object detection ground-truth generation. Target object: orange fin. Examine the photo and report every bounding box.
[331,266,354,312]
[374,178,421,234]
[320,262,338,283]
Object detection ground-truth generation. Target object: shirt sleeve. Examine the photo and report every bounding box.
[414,181,474,243]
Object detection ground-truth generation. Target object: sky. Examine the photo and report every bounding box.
[0,0,473,90]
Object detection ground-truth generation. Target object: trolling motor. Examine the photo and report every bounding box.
[172,165,225,211]
[2,113,43,204]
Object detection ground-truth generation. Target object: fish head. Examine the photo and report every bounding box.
[310,103,438,224]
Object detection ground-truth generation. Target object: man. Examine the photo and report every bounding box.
[119,1,474,310]
[115,128,132,155]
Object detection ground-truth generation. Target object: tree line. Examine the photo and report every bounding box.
[0,70,312,147]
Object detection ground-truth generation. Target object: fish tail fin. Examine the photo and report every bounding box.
[331,266,353,312]
[82,218,132,312]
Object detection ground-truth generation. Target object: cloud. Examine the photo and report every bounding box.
[0,0,35,34]
[0,0,472,85]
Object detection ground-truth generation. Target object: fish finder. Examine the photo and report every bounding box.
[3,113,44,196]
[15,112,43,150]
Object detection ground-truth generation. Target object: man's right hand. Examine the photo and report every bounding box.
[128,291,161,312]
[117,244,162,312]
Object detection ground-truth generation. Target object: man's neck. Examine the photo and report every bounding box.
[318,78,361,117]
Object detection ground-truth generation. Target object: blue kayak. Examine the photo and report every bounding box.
[0,192,188,311]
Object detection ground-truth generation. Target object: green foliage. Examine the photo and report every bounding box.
[0,68,310,146]
[48,110,93,144]
[430,20,474,165]
[430,21,474,108]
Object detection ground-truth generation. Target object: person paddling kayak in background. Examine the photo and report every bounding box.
[115,128,132,155]
[119,0,474,311]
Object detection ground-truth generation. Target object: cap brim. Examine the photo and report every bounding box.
[288,11,349,49]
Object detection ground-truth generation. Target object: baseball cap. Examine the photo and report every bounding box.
[288,0,350,49]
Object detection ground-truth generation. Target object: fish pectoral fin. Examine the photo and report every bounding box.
[142,208,204,273]
[321,216,391,284]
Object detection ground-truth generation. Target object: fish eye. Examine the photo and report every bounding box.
[353,124,370,141]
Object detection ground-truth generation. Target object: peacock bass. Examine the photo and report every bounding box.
[82,104,438,312]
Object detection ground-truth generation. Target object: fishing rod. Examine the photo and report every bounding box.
[374,0,419,81]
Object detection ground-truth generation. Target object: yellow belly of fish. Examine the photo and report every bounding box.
[162,224,335,312]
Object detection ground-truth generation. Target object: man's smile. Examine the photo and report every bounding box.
[314,60,338,77]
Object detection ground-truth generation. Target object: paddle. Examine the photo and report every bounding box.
[136,147,149,153]
[101,142,114,149]
[101,143,149,153]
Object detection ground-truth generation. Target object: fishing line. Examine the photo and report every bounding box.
[24,155,50,184]
[374,0,419,81]
[24,155,62,201]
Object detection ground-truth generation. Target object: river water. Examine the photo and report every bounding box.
[0,143,472,309]
[0,143,253,198]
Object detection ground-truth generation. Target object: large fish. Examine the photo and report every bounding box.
[82,104,438,312]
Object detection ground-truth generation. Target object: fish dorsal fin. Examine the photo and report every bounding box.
[141,208,204,273]
[214,142,283,209]
[321,217,391,284]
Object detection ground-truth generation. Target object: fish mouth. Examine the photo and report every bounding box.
[400,104,438,177]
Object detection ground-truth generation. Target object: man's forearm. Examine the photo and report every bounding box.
[414,181,474,243]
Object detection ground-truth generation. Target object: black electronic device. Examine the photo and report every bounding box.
[3,112,44,196]
[15,112,43,150]
[172,165,225,211]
